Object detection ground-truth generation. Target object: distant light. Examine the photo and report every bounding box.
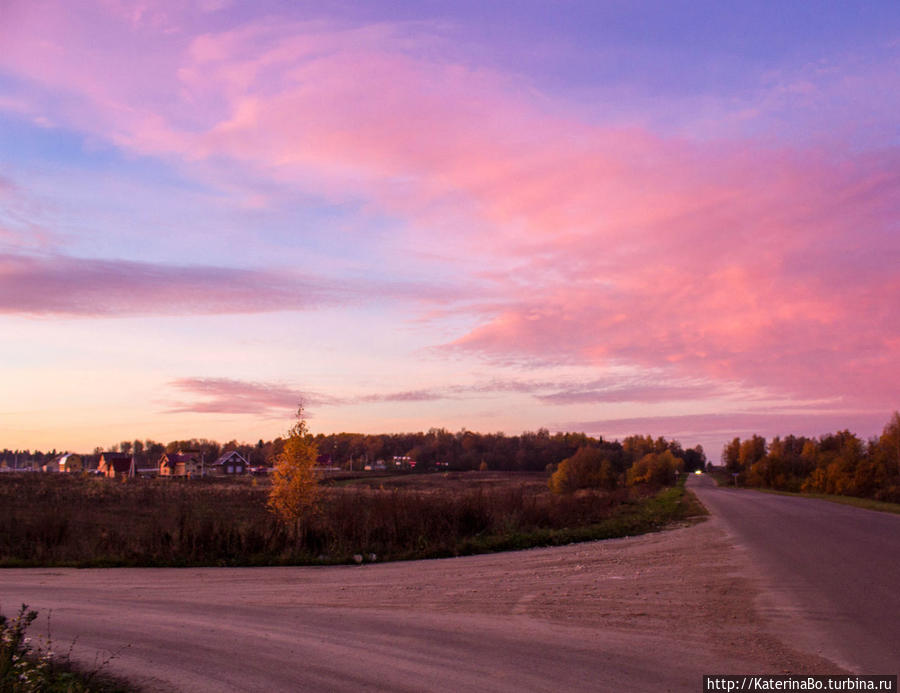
[694,470,703,475]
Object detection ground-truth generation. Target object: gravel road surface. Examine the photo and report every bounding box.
[688,474,900,675]
[0,490,852,691]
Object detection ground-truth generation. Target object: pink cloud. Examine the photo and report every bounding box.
[2,3,898,415]
[445,143,900,405]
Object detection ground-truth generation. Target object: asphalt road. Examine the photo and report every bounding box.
[688,474,900,674]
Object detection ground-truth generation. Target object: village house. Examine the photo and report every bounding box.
[42,453,84,473]
[209,450,248,475]
[97,452,134,478]
[57,453,83,473]
[158,450,203,478]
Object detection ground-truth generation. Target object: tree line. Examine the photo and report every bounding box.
[2,429,707,475]
[721,413,900,502]
[315,429,706,474]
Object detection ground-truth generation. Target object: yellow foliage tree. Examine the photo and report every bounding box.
[267,406,320,531]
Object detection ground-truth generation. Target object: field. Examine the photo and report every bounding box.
[0,471,702,567]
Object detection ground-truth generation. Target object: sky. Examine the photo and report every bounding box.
[1,0,898,457]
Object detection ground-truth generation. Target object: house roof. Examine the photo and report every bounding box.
[213,450,247,466]
[108,458,133,473]
[99,453,132,473]
[161,453,199,464]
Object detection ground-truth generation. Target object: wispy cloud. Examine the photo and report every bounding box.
[167,379,461,416]
[167,374,740,415]
[166,377,338,416]
[356,389,448,403]
[0,250,472,317]
[535,380,732,405]
[0,252,339,316]
[0,177,59,251]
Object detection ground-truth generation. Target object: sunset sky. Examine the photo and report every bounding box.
[2,1,898,456]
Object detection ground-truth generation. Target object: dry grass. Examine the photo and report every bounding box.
[336,470,549,492]
[0,472,694,567]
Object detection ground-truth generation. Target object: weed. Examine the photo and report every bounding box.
[0,604,131,692]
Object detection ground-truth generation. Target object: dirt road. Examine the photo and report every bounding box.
[0,510,842,692]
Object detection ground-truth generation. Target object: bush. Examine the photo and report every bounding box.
[549,447,618,493]
[626,450,683,487]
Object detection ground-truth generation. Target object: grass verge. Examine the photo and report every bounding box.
[744,487,900,515]
[703,469,900,515]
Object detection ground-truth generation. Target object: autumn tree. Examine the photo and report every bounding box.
[738,435,767,470]
[623,434,656,462]
[267,406,320,532]
[722,437,741,472]
[879,412,900,478]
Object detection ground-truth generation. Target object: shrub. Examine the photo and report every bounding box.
[549,447,618,493]
[626,450,683,486]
